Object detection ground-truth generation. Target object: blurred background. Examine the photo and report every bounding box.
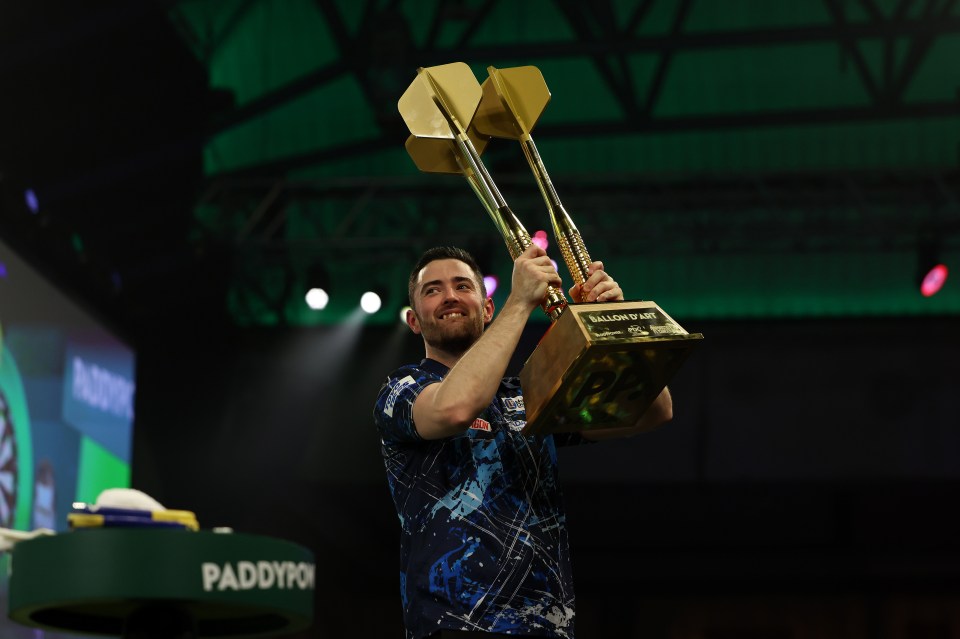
[1,0,959,637]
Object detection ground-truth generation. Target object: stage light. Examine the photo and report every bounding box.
[920,264,948,297]
[483,275,498,298]
[361,291,382,314]
[532,230,548,251]
[917,239,949,297]
[305,288,329,310]
[399,305,412,324]
[305,262,332,310]
[24,189,38,214]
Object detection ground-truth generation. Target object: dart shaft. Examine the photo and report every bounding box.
[455,132,567,320]
[519,134,593,288]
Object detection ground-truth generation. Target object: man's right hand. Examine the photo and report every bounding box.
[509,245,563,312]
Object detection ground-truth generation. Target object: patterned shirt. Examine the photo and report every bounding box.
[374,358,588,639]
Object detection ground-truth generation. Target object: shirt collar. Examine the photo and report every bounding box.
[420,358,449,377]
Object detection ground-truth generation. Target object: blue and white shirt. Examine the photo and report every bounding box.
[374,358,588,639]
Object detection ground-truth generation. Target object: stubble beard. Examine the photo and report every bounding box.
[420,313,484,357]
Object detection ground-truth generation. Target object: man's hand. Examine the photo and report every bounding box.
[569,261,623,303]
[509,245,563,311]
[582,386,673,441]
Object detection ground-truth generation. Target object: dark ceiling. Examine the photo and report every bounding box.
[0,0,225,342]
[2,0,959,343]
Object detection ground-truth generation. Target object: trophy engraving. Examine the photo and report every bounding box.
[399,63,703,434]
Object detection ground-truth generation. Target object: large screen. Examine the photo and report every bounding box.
[0,237,135,636]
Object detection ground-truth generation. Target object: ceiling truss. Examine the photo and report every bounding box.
[169,0,960,178]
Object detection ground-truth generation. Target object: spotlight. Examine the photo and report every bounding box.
[305,287,329,310]
[483,275,498,298]
[532,230,549,251]
[305,262,331,309]
[920,264,948,297]
[399,305,412,324]
[24,189,39,214]
[917,239,949,297]
[361,291,383,314]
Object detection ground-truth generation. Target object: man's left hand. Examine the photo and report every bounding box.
[569,261,623,303]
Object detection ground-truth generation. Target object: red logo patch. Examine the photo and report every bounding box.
[470,418,491,432]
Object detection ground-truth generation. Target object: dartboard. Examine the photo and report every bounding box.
[0,391,19,527]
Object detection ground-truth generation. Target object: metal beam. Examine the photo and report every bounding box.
[823,0,883,104]
[196,170,960,256]
[643,0,692,117]
[204,11,960,138]
[553,0,641,118]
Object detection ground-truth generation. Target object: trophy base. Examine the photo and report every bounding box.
[519,300,703,435]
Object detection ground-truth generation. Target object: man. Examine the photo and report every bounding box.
[374,244,672,639]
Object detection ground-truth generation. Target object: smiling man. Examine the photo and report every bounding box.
[374,245,673,639]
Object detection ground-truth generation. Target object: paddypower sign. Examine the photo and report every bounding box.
[201,560,316,592]
[10,529,315,636]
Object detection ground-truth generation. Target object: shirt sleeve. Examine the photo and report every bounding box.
[373,366,438,445]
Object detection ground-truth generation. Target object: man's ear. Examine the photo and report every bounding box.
[406,307,422,334]
[482,297,495,325]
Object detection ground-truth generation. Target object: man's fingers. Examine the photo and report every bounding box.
[523,244,546,259]
[592,281,622,302]
[584,261,604,277]
[580,274,622,302]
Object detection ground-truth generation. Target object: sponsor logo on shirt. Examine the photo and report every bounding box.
[383,375,416,418]
[470,418,491,432]
[502,396,524,413]
[507,419,525,432]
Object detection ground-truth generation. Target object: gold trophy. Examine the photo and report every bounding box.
[399,62,703,435]
[398,63,566,320]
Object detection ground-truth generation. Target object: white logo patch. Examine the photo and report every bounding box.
[502,396,524,413]
[507,419,525,432]
[383,375,416,418]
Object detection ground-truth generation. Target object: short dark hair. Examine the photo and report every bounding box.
[408,246,487,307]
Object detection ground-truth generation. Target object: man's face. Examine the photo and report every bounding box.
[408,259,492,356]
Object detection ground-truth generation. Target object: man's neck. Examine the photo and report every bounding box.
[423,347,465,370]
